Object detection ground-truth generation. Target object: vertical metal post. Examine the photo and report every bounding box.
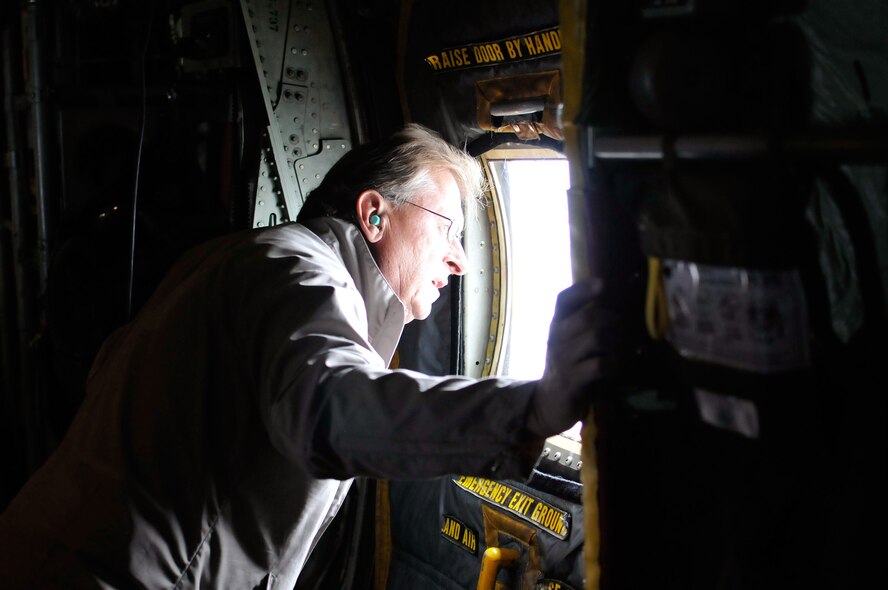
[3,13,37,487]
[22,0,54,473]
[558,1,607,589]
[25,0,54,291]
[326,0,367,146]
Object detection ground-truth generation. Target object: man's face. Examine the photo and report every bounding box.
[374,168,468,323]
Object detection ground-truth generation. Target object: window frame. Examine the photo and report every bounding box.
[462,146,569,379]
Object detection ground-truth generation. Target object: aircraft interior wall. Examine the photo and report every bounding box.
[0,1,886,589]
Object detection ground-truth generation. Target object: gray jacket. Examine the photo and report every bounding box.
[0,217,540,589]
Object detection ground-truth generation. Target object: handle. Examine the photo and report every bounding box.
[476,547,521,590]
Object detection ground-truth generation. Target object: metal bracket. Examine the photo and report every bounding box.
[252,142,289,228]
[240,0,352,226]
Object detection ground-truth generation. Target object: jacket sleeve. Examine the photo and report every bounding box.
[308,366,543,480]
[238,242,544,482]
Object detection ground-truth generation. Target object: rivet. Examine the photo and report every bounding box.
[258,200,264,206]
[301,49,308,56]
[299,164,305,170]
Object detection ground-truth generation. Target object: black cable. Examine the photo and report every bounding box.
[127,5,156,320]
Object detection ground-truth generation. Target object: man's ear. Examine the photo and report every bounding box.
[356,190,388,243]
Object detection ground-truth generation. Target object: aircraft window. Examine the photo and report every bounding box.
[463,147,581,441]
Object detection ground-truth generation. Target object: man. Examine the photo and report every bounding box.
[0,124,622,588]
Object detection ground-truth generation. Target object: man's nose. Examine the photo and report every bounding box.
[446,239,467,276]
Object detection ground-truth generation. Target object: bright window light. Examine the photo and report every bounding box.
[498,158,573,380]
[467,151,581,442]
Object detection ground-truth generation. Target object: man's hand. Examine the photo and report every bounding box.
[527,279,633,438]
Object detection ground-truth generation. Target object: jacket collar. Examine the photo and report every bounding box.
[301,217,406,365]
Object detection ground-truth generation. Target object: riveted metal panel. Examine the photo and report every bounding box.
[252,144,289,228]
[241,0,352,226]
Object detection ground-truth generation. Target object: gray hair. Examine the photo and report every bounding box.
[297,124,484,223]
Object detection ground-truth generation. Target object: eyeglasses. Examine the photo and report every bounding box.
[404,201,463,242]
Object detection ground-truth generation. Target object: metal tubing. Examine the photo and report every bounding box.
[326,0,367,145]
[3,15,39,479]
[490,98,546,117]
[21,0,53,474]
[3,17,37,391]
[25,0,54,291]
[592,133,888,162]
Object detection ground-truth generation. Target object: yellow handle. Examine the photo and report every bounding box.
[645,257,670,339]
[476,547,521,590]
